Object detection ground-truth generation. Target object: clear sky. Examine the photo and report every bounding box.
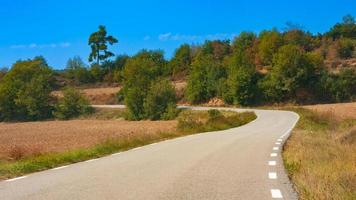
[0,0,355,69]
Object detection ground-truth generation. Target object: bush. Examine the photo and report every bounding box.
[337,38,355,58]
[65,56,92,85]
[260,45,320,102]
[0,57,54,121]
[144,79,177,120]
[208,109,223,120]
[123,50,168,120]
[177,110,256,133]
[116,89,125,104]
[54,88,93,120]
[185,53,223,104]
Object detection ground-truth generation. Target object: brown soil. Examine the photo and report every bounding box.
[303,102,356,120]
[0,119,176,159]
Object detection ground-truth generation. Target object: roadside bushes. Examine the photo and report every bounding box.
[0,57,54,121]
[122,50,177,120]
[144,79,178,120]
[53,88,93,120]
[318,68,356,102]
[177,109,256,133]
[124,78,178,121]
[0,57,93,122]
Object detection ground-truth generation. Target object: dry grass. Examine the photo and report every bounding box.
[303,102,356,120]
[52,87,121,105]
[0,119,176,160]
[283,106,356,200]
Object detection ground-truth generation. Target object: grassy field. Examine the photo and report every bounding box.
[283,103,356,200]
[0,109,256,180]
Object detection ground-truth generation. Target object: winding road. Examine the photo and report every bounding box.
[0,106,299,200]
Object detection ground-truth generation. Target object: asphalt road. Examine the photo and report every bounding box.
[0,106,299,200]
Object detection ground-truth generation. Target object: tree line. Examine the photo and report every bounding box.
[0,15,355,121]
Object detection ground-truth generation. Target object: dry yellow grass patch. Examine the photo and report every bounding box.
[283,107,356,199]
[0,119,176,160]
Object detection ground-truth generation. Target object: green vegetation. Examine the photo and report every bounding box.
[144,79,178,120]
[0,109,256,180]
[88,25,118,65]
[1,15,356,122]
[65,56,92,85]
[122,50,174,120]
[169,44,192,79]
[0,57,54,121]
[283,108,356,199]
[337,38,355,58]
[177,109,256,133]
[53,88,93,120]
[0,58,94,122]
[261,45,321,102]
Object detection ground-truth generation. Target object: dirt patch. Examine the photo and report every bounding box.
[0,119,176,160]
[303,102,356,120]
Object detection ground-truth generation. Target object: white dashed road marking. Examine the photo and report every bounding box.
[271,189,283,198]
[277,139,282,142]
[268,161,277,166]
[270,153,277,157]
[275,142,281,145]
[273,147,279,150]
[5,176,27,182]
[268,172,277,179]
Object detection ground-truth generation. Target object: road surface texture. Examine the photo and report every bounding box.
[0,106,299,200]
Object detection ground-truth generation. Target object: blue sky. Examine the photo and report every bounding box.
[0,0,355,69]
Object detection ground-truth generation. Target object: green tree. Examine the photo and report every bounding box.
[224,33,259,105]
[65,56,92,84]
[201,40,231,61]
[144,79,177,120]
[122,50,167,120]
[260,45,320,102]
[337,38,355,58]
[169,44,192,79]
[283,29,315,51]
[224,64,258,105]
[258,29,284,65]
[90,64,106,82]
[327,15,356,39]
[0,57,54,121]
[54,87,93,120]
[88,25,118,64]
[186,53,223,104]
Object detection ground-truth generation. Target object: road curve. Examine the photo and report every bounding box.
[0,106,299,200]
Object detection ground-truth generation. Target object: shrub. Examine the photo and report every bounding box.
[65,56,92,85]
[144,79,177,120]
[54,88,93,120]
[177,110,203,132]
[260,45,320,102]
[177,110,257,133]
[0,57,54,121]
[337,38,355,58]
[116,89,125,104]
[123,50,168,120]
[185,53,223,104]
[208,109,223,120]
